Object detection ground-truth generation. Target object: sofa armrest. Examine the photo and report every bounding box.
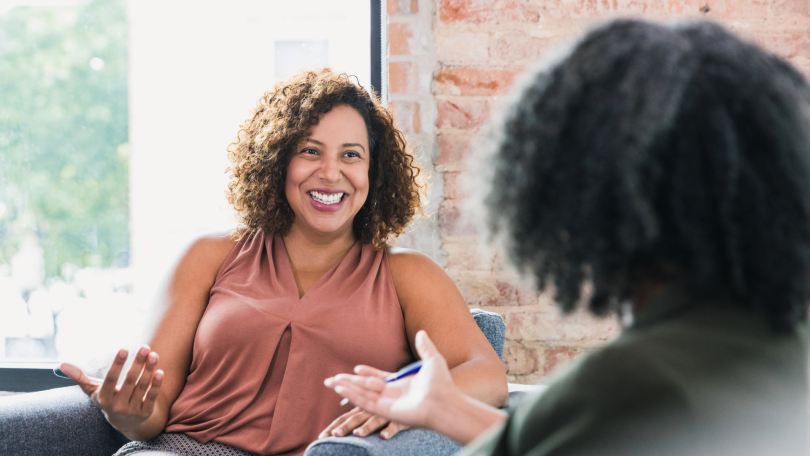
[305,429,462,456]
[0,385,129,456]
[305,383,547,456]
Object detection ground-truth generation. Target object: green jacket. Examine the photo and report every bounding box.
[463,286,809,456]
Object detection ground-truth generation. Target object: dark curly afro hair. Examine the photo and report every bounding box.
[226,69,425,248]
[487,19,810,331]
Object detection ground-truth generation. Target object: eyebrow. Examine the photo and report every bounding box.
[306,138,366,152]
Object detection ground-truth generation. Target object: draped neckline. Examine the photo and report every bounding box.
[275,234,361,302]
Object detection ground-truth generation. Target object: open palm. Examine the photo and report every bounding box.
[325,331,455,429]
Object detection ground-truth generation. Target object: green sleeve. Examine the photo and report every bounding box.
[459,346,695,456]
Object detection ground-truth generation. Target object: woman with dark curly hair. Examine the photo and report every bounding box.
[327,20,810,455]
[59,69,508,455]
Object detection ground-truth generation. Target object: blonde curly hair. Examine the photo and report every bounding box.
[226,69,425,248]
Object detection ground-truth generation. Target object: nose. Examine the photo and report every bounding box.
[318,154,341,182]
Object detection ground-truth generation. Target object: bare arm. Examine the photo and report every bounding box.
[319,247,508,441]
[387,246,508,408]
[62,233,237,441]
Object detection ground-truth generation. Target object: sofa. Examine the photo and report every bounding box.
[0,309,543,456]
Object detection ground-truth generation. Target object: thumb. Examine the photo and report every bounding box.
[59,362,101,396]
[415,330,441,362]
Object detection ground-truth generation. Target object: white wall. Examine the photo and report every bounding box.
[128,0,371,320]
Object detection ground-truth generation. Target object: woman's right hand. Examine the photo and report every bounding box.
[324,330,457,430]
[60,345,164,436]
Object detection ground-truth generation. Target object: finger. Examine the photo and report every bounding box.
[334,384,383,414]
[415,330,440,361]
[59,363,102,396]
[380,421,410,440]
[120,345,150,400]
[352,414,390,437]
[352,364,390,379]
[132,351,159,404]
[99,349,128,403]
[319,407,364,439]
[141,369,164,415]
[331,409,372,437]
[332,374,387,393]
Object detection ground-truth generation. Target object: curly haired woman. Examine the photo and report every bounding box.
[327,20,810,456]
[59,69,508,456]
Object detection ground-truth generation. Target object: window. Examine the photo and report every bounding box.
[0,0,385,392]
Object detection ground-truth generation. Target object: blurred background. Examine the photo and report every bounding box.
[0,0,371,368]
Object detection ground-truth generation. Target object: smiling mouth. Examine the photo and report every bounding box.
[309,191,346,205]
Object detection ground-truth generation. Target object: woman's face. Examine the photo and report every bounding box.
[285,105,371,239]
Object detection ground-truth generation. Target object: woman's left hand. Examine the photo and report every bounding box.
[319,407,410,440]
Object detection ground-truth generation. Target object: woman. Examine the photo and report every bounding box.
[59,69,508,455]
[326,20,810,455]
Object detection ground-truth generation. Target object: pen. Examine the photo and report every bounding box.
[339,360,423,406]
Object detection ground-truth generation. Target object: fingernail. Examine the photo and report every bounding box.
[324,378,332,386]
[155,370,164,381]
[354,429,364,436]
[148,352,158,364]
[333,429,344,437]
[335,386,344,394]
[354,366,362,373]
[117,349,127,359]
[139,347,149,357]
[381,431,389,439]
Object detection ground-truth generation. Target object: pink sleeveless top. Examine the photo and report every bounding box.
[165,230,414,455]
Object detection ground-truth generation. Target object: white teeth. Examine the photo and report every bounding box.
[310,191,345,205]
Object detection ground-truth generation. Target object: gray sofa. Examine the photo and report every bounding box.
[0,309,543,456]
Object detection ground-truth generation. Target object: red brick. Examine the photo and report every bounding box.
[390,23,416,56]
[439,0,539,24]
[388,0,418,15]
[701,0,769,17]
[443,171,463,199]
[544,347,587,375]
[443,235,499,270]
[440,206,480,236]
[492,32,559,62]
[436,99,490,129]
[435,67,521,96]
[435,134,472,167]
[450,272,538,306]
[755,30,810,60]
[505,307,619,342]
[389,101,421,134]
[503,343,540,375]
[389,62,418,94]
[770,0,810,15]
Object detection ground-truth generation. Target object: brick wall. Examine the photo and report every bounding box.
[389,0,810,385]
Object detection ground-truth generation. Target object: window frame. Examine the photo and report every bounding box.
[0,0,387,393]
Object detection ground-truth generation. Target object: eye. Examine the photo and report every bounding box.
[300,148,319,155]
[344,151,360,159]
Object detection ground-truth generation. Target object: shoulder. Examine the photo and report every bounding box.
[185,230,239,261]
[507,343,694,455]
[385,245,444,279]
[173,230,241,281]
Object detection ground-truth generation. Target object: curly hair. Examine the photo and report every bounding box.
[226,69,425,248]
[486,19,810,330]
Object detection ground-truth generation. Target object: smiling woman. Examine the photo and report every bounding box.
[226,69,422,249]
[58,69,508,456]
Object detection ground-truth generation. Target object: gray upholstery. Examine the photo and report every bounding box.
[0,309,541,456]
[471,308,505,360]
[0,385,128,456]
[306,430,462,456]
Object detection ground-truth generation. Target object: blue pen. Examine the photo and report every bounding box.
[384,360,423,383]
[339,360,423,406]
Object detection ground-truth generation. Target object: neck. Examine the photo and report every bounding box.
[282,223,357,273]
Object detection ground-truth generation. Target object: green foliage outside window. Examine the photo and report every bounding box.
[0,0,129,278]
